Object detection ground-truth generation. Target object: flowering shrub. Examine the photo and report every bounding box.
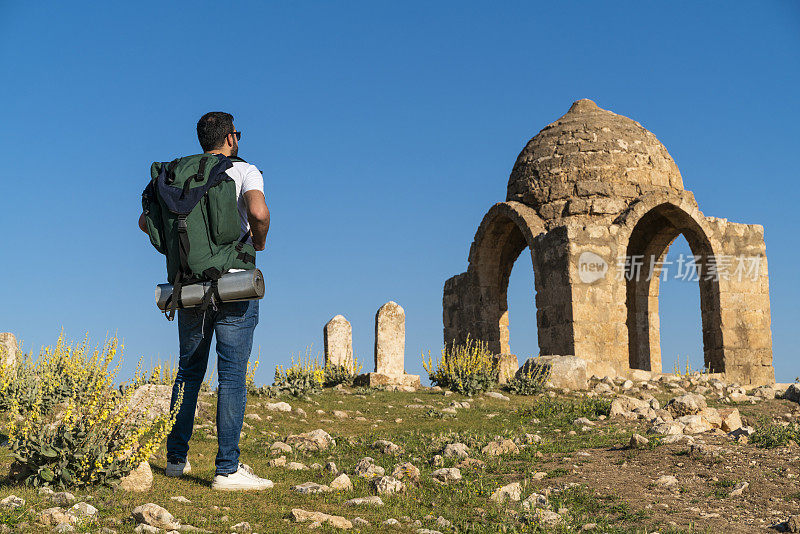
[422,336,497,395]
[0,333,182,488]
[323,357,363,387]
[503,362,550,395]
[132,358,179,387]
[274,347,325,396]
[246,356,259,392]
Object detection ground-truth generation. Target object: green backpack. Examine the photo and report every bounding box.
[142,153,256,320]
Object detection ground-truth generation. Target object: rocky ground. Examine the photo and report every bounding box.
[3,374,800,533]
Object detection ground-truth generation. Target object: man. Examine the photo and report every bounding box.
[138,111,272,490]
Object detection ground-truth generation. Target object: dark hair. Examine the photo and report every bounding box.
[197,111,235,152]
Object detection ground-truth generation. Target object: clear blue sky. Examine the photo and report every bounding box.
[1,2,798,384]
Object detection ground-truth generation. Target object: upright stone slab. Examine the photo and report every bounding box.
[494,353,519,385]
[375,301,405,376]
[324,315,353,368]
[354,301,420,390]
[0,333,17,371]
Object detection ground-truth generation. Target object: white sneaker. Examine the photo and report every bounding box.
[212,463,273,491]
[165,458,191,478]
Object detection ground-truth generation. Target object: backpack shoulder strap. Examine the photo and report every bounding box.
[156,154,232,215]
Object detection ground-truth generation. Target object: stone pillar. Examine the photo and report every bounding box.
[494,353,519,385]
[706,219,774,385]
[443,272,479,348]
[375,301,405,376]
[563,223,629,378]
[532,227,578,358]
[324,315,353,368]
[354,301,420,389]
[0,333,17,371]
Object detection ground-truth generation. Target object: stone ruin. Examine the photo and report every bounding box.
[327,302,420,390]
[0,333,17,372]
[443,99,774,385]
[324,315,354,369]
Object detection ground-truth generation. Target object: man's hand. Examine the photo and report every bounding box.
[244,190,270,251]
[138,213,148,233]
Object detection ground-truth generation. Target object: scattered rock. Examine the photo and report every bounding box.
[490,482,522,503]
[373,476,404,495]
[268,456,287,467]
[50,492,76,507]
[270,441,292,454]
[530,509,562,526]
[265,401,292,412]
[630,433,649,448]
[373,439,401,454]
[482,438,519,456]
[655,475,678,488]
[291,508,352,529]
[392,462,421,484]
[783,384,800,403]
[718,408,743,432]
[129,385,173,419]
[120,460,153,492]
[39,507,74,527]
[0,496,24,511]
[287,461,309,471]
[345,496,384,506]
[610,396,650,418]
[667,394,707,417]
[131,503,180,530]
[354,457,385,478]
[728,481,748,497]
[68,502,98,520]
[518,355,588,390]
[649,422,684,436]
[678,414,712,434]
[431,468,462,484]
[442,442,470,458]
[521,492,548,510]
[285,429,335,451]
[292,482,331,494]
[331,473,353,491]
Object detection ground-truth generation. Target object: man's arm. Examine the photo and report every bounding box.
[138,213,148,233]
[244,190,270,251]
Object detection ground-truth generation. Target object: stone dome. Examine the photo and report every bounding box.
[506,99,684,220]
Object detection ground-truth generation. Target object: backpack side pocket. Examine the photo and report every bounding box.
[206,179,241,245]
[142,180,167,255]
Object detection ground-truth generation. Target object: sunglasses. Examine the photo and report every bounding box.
[230,131,242,141]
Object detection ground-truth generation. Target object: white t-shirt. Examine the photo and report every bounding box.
[225,159,265,244]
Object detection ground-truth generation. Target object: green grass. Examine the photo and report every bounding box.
[0,388,704,533]
[710,478,739,499]
[749,418,800,448]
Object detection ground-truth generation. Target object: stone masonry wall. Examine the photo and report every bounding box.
[705,218,774,385]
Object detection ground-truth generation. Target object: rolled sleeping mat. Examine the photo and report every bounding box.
[156,269,265,311]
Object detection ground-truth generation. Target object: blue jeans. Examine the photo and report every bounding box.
[166,299,258,475]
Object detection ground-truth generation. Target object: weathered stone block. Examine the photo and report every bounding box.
[324,315,353,368]
[375,301,405,376]
[493,353,518,385]
[353,372,420,389]
[0,333,17,371]
[518,355,587,390]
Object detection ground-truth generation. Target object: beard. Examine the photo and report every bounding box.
[231,139,238,157]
